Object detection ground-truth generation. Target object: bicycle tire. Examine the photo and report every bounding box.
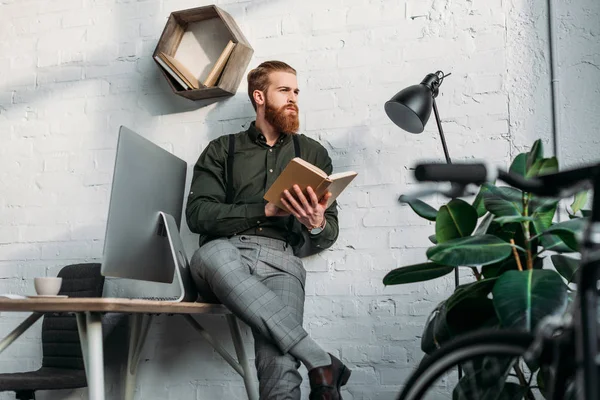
[398,329,535,400]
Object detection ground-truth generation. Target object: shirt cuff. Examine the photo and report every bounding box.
[245,203,268,225]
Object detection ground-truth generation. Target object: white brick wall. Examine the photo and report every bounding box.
[0,0,598,399]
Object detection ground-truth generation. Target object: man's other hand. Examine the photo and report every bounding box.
[265,202,291,217]
[281,185,331,229]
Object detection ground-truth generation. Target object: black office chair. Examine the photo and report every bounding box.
[0,263,105,400]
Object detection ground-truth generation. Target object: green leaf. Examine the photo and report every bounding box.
[492,270,568,331]
[482,258,519,279]
[526,139,543,171]
[446,278,498,310]
[551,254,579,283]
[539,234,575,253]
[486,221,520,243]
[484,185,523,217]
[493,216,535,226]
[509,153,528,177]
[383,262,454,285]
[532,218,573,253]
[537,218,587,251]
[473,213,494,236]
[426,235,516,267]
[571,191,588,214]
[582,210,592,218]
[428,234,437,244]
[537,367,549,399]
[435,199,478,243]
[399,195,437,221]
[483,256,544,279]
[526,157,558,178]
[472,184,492,217]
[446,297,497,335]
[421,302,452,354]
[530,196,558,229]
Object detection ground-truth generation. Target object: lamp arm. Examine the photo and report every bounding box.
[432,97,452,164]
[432,96,458,304]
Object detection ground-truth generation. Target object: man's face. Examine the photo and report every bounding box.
[263,71,300,134]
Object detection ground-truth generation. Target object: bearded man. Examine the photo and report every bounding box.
[185,61,351,400]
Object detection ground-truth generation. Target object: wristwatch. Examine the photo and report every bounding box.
[309,219,326,235]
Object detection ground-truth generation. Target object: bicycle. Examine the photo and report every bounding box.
[396,161,600,400]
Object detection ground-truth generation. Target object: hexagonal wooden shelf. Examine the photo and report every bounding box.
[153,5,254,101]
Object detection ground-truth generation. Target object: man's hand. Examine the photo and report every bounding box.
[265,202,291,217]
[281,185,331,229]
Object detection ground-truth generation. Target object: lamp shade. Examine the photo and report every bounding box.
[384,72,442,134]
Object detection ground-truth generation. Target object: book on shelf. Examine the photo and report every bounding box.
[204,40,237,87]
[154,55,189,90]
[154,52,204,91]
[264,157,358,212]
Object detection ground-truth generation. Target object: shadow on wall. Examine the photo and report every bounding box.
[0,1,260,395]
[2,0,231,124]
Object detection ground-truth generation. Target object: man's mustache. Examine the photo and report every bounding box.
[282,104,298,112]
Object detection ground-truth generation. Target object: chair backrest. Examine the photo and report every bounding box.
[41,263,104,370]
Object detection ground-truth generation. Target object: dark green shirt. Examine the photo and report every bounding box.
[185,121,339,255]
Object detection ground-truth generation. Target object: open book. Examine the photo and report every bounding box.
[264,157,358,212]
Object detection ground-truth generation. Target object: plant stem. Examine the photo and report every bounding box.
[513,363,536,400]
[522,192,534,270]
[510,239,523,271]
[470,267,481,280]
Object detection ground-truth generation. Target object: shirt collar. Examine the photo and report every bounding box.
[246,121,292,147]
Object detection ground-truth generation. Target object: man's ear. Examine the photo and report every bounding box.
[253,90,265,106]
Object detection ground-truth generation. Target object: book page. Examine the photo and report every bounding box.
[154,55,188,90]
[292,157,327,178]
[161,53,202,89]
[329,170,358,180]
[325,172,358,208]
[264,158,328,211]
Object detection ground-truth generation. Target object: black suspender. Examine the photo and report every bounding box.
[225,134,301,204]
[285,135,302,246]
[226,134,236,204]
[292,134,300,157]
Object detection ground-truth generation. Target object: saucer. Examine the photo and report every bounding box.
[27,295,68,298]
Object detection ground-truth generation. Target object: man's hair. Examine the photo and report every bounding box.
[247,61,296,110]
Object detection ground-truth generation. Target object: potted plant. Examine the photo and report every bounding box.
[384,139,589,395]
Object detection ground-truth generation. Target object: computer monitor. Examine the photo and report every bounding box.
[101,126,196,302]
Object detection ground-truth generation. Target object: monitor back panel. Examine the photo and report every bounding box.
[101,126,187,284]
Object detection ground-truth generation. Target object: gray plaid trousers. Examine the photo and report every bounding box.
[190,235,309,400]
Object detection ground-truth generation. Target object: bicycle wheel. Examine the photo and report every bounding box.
[398,330,537,400]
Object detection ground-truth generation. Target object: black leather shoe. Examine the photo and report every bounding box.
[308,354,351,400]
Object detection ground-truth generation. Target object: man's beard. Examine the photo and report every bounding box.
[264,98,300,134]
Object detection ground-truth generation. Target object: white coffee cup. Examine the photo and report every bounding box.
[34,277,63,296]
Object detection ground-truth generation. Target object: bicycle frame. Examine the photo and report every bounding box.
[502,164,600,400]
[575,173,600,400]
[414,161,600,399]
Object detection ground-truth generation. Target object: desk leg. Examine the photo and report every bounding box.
[184,315,243,375]
[75,313,89,382]
[81,312,105,400]
[124,314,152,400]
[0,313,42,354]
[226,315,259,400]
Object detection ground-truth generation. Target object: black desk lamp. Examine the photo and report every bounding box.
[384,71,459,287]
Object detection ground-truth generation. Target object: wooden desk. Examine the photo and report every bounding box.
[0,298,258,400]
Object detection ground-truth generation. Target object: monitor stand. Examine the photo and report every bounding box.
[102,212,197,302]
[158,211,197,302]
